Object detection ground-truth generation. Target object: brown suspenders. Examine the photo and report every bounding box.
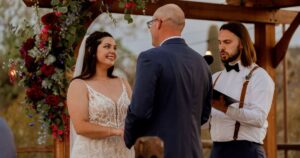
[213,66,259,140]
[209,72,223,131]
[213,72,222,88]
[233,66,259,140]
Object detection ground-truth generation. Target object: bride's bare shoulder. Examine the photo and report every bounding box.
[68,78,87,90]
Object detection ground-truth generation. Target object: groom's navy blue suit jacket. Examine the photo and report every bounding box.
[124,38,212,158]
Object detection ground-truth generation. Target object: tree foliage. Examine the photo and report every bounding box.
[0,0,39,109]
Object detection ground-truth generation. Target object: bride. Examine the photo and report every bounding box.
[67,31,134,158]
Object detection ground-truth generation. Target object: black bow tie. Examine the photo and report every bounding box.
[225,63,240,72]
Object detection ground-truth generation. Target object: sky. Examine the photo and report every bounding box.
[94,0,300,56]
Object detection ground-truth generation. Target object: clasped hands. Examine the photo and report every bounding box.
[212,95,228,113]
[110,128,124,138]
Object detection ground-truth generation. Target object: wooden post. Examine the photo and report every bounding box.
[54,133,69,158]
[54,139,64,158]
[65,133,70,158]
[254,23,277,158]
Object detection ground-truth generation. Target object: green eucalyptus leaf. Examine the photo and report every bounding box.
[58,7,68,13]
[44,54,56,65]
[51,0,60,6]
[42,79,52,89]
[119,1,125,8]
[124,14,133,24]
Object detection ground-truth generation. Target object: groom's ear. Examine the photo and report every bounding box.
[157,20,163,30]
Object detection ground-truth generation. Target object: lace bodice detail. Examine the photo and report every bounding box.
[87,80,130,128]
[71,79,134,158]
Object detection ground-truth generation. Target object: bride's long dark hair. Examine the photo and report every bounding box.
[74,31,116,80]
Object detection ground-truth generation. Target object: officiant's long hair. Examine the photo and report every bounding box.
[74,31,116,80]
[220,22,257,67]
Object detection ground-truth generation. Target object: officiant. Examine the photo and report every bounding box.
[209,22,275,158]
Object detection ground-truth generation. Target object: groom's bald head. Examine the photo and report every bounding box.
[149,4,185,47]
[153,4,185,32]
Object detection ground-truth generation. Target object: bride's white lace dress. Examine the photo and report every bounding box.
[70,79,134,158]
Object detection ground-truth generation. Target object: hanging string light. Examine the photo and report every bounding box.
[204,50,214,65]
[8,62,17,84]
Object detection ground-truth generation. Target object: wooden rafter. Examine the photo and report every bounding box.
[272,12,300,67]
[23,0,299,24]
[252,0,300,9]
[23,0,51,8]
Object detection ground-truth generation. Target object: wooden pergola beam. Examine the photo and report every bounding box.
[272,12,300,67]
[252,0,300,9]
[23,0,299,24]
[23,0,51,8]
[109,1,299,24]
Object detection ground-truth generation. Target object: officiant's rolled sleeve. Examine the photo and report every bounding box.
[226,73,274,128]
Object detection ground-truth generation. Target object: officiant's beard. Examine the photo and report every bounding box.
[221,49,241,64]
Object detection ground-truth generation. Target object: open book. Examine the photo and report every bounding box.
[213,89,239,106]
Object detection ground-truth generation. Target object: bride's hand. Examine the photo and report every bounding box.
[111,128,124,137]
[120,128,124,138]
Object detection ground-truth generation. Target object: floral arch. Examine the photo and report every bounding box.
[11,0,150,144]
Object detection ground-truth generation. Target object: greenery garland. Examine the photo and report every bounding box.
[9,0,148,141]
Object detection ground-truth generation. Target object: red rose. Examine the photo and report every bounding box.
[39,32,49,41]
[50,124,59,138]
[24,55,37,72]
[62,113,69,124]
[52,132,57,139]
[20,38,35,57]
[41,25,50,33]
[54,11,62,16]
[58,130,64,135]
[41,12,60,26]
[40,64,55,77]
[125,2,136,9]
[26,85,44,101]
[39,25,61,42]
[45,95,60,106]
[39,41,46,49]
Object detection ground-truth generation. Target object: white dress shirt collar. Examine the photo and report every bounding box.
[228,60,257,73]
[160,36,182,46]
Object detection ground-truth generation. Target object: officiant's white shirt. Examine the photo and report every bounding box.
[210,61,274,144]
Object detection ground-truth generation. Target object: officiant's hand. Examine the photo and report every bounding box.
[212,95,228,113]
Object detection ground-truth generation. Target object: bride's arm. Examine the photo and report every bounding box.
[123,79,132,99]
[67,79,123,139]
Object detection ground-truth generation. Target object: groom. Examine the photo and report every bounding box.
[124,3,212,158]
